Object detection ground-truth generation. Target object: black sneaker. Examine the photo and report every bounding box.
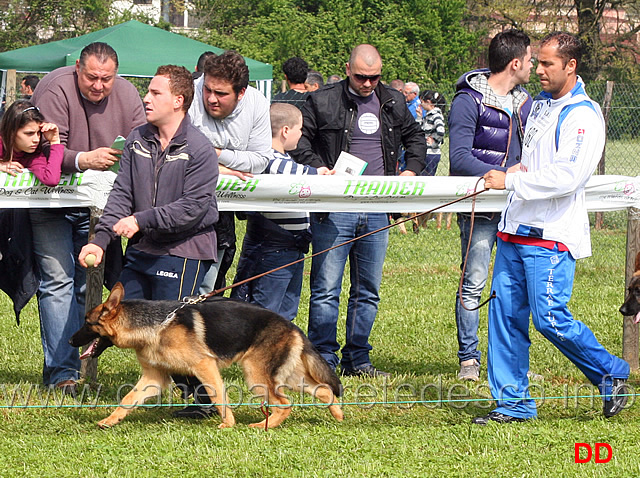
[172,405,218,419]
[472,411,527,425]
[603,378,629,418]
[341,363,391,378]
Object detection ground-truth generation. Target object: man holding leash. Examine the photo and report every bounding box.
[291,44,425,377]
[448,30,533,382]
[78,65,218,309]
[475,32,630,424]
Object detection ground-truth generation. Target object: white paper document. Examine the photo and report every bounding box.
[333,151,368,176]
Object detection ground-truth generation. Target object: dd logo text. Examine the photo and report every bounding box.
[574,443,612,463]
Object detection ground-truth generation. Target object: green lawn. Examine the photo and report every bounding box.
[0,217,638,477]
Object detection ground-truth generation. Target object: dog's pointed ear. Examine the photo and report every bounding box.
[105,282,125,310]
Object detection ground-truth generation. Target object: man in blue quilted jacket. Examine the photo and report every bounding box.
[448,29,533,382]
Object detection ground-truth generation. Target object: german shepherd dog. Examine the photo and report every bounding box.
[69,283,344,429]
[620,252,640,324]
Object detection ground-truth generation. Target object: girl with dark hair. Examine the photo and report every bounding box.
[0,100,63,186]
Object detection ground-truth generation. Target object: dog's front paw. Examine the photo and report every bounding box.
[98,416,120,429]
[217,422,234,429]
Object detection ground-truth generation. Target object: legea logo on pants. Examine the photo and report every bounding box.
[156,270,179,279]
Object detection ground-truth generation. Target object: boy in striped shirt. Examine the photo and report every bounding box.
[231,103,330,319]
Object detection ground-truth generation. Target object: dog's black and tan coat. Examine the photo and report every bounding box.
[70,283,344,429]
[620,251,640,324]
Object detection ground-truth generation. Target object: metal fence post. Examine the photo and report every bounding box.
[623,206,640,370]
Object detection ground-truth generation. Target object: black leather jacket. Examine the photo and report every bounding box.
[291,80,426,175]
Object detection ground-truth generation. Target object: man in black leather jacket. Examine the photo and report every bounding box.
[291,44,425,377]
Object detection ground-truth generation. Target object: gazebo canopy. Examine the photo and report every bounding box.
[0,20,273,81]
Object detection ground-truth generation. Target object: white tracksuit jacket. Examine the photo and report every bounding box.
[500,78,604,260]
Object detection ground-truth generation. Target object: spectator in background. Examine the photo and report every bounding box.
[403,81,422,120]
[448,29,532,382]
[272,56,309,109]
[399,81,422,172]
[327,74,342,84]
[231,103,330,319]
[419,90,446,176]
[181,50,271,419]
[192,51,217,80]
[30,42,146,395]
[0,100,62,186]
[390,79,404,91]
[291,44,425,377]
[305,70,324,92]
[20,75,39,99]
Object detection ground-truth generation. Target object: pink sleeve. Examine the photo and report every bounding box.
[27,143,65,186]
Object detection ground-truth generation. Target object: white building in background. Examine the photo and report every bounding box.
[111,0,202,30]
[110,0,272,99]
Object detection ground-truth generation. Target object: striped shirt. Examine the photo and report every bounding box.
[421,107,445,155]
[260,150,317,232]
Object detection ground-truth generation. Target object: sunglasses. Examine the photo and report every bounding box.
[353,73,381,83]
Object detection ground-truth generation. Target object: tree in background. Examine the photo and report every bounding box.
[0,0,156,51]
[465,0,640,81]
[190,0,483,88]
[4,0,637,85]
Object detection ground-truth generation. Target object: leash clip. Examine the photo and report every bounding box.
[162,294,206,326]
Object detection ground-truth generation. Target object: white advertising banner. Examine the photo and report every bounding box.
[1,170,639,213]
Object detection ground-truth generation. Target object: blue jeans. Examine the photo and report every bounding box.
[29,208,89,386]
[308,212,389,370]
[198,246,226,295]
[252,248,304,321]
[488,239,630,418]
[455,212,500,364]
[232,235,305,320]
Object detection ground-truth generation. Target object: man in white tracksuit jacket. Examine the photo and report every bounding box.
[475,32,630,425]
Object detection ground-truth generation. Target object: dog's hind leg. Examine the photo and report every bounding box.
[98,367,170,428]
[192,358,236,428]
[247,381,292,429]
[310,384,344,422]
[242,362,292,428]
[293,376,344,422]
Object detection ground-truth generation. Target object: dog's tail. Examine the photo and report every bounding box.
[301,340,343,397]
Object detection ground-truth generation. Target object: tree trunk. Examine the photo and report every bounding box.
[574,0,601,81]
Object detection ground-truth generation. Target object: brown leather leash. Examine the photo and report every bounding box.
[191,183,491,301]
[458,178,496,311]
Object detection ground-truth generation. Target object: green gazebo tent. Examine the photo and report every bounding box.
[0,20,273,96]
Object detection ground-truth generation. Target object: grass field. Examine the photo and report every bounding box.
[0,215,638,477]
